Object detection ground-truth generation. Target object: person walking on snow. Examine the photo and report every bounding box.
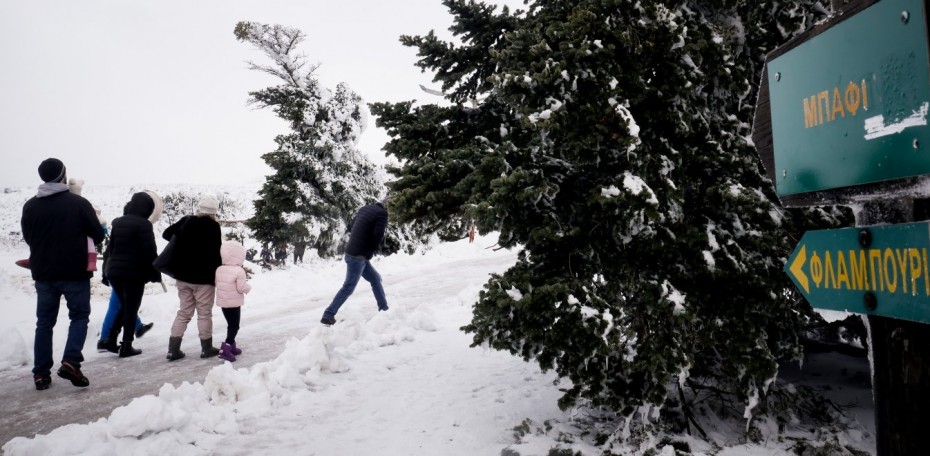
[102,191,162,358]
[97,189,160,352]
[21,158,106,390]
[320,198,390,325]
[293,240,306,264]
[163,196,223,361]
[215,240,252,361]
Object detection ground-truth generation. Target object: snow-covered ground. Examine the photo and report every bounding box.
[0,185,876,455]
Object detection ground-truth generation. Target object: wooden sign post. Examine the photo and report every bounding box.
[752,0,930,453]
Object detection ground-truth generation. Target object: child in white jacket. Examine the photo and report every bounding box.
[215,240,252,361]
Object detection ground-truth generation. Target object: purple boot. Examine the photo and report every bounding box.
[218,342,237,362]
[230,342,242,356]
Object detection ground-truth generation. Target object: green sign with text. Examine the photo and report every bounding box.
[767,0,930,196]
[786,222,930,324]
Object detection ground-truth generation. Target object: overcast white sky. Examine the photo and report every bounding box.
[0,0,521,188]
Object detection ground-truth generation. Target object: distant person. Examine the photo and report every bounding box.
[215,240,252,362]
[320,199,390,326]
[274,241,287,266]
[293,240,306,264]
[97,190,160,352]
[163,196,223,361]
[21,158,105,390]
[102,191,162,358]
[259,245,273,269]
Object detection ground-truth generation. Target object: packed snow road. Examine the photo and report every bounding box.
[0,239,575,456]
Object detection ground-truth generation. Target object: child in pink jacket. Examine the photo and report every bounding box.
[215,240,252,361]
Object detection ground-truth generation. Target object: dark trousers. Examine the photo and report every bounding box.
[110,279,145,343]
[221,307,241,344]
[33,280,90,375]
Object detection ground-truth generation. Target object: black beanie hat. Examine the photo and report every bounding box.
[38,158,66,183]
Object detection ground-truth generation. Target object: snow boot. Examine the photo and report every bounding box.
[218,342,236,362]
[101,330,120,354]
[166,336,185,361]
[230,341,242,355]
[118,341,142,358]
[200,337,220,358]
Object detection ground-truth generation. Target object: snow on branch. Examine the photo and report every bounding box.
[234,21,318,90]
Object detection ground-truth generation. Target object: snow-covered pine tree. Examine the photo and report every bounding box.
[235,21,383,257]
[371,0,847,429]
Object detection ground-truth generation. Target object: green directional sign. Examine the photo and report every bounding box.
[766,0,930,197]
[786,222,930,324]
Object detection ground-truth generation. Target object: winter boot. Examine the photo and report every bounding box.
[230,342,242,355]
[166,336,185,361]
[101,330,120,354]
[118,341,142,358]
[200,337,220,358]
[218,342,236,362]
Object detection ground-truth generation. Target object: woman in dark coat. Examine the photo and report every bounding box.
[163,196,223,361]
[103,192,161,357]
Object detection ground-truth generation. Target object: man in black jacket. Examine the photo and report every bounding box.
[320,200,390,325]
[21,158,105,390]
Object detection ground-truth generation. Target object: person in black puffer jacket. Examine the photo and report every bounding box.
[162,196,223,361]
[320,199,390,325]
[21,158,106,390]
[103,191,161,358]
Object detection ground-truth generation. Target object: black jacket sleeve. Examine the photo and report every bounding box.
[142,223,161,283]
[163,216,190,241]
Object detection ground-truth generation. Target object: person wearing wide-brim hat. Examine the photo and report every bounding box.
[21,158,106,390]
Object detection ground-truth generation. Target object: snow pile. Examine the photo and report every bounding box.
[4,317,399,454]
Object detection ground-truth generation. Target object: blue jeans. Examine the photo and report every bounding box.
[34,280,90,376]
[99,290,142,341]
[323,255,388,318]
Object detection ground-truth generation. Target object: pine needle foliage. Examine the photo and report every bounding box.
[235,21,383,257]
[371,0,847,423]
